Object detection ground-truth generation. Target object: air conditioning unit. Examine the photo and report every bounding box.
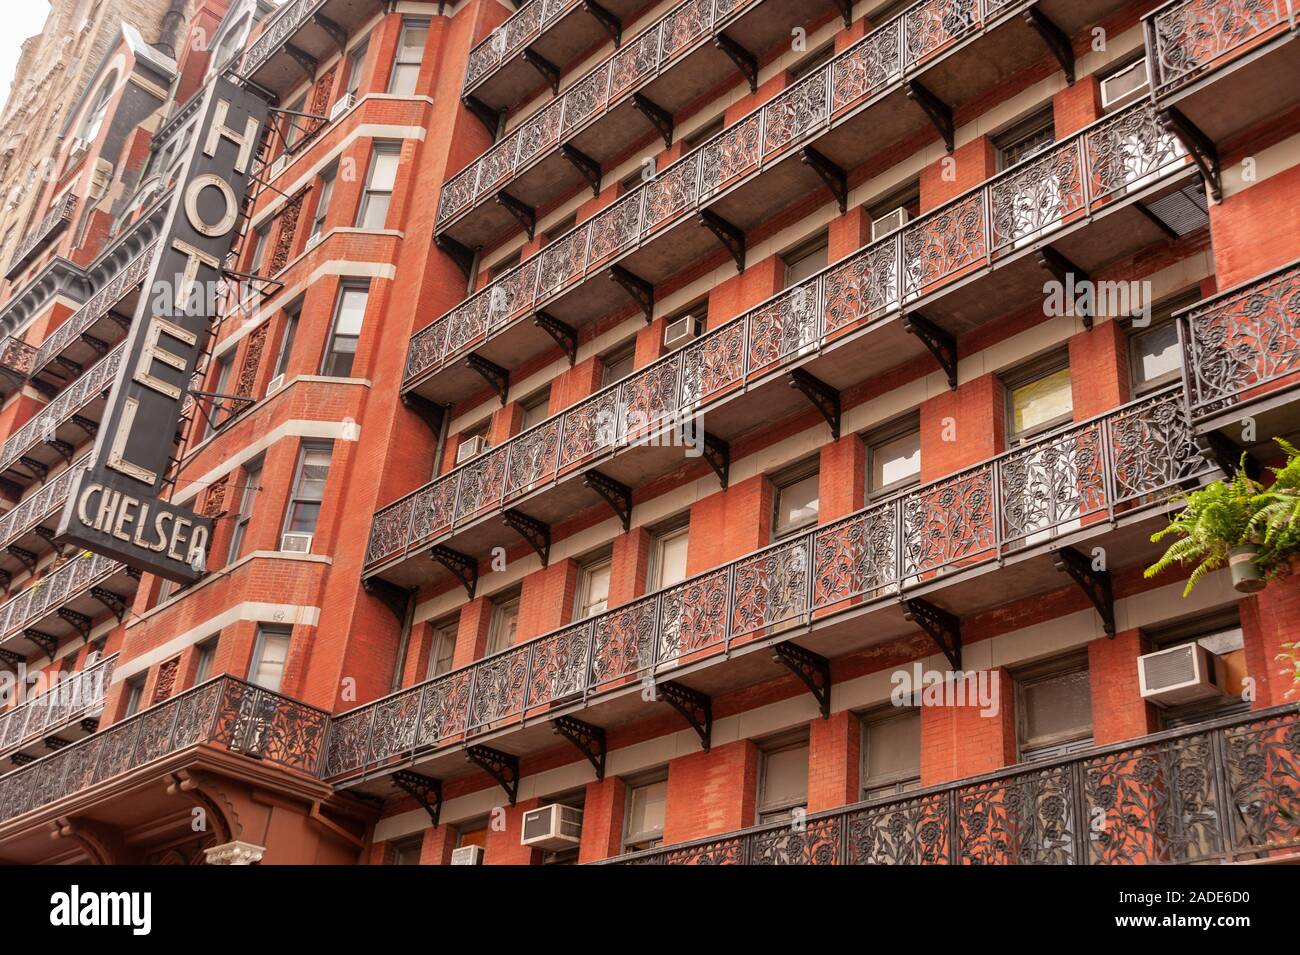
[871,207,909,241]
[68,137,89,161]
[450,845,484,865]
[306,230,323,250]
[456,435,488,464]
[1101,59,1150,110]
[663,314,702,349]
[1138,643,1222,706]
[280,532,314,554]
[269,154,288,179]
[520,804,583,851]
[266,373,286,396]
[329,93,355,123]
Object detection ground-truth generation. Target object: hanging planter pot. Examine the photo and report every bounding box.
[1229,544,1265,593]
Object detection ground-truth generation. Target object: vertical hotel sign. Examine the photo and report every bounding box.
[57,77,267,583]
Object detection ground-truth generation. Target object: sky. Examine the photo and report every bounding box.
[0,4,57,109]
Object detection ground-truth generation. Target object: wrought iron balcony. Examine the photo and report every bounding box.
[0,344,122,486]
[0,337,36,396]
[1145,0,1297,99]
[336,386,1211,781]
[440,0,845,239]
[240,0,386,100]
[0,653,115,763]
[408,86,1191,405]
[0,676,329,826]
[28,243,153,386]
[601,704,1300,864]
[4,194,77,281]
[0,551,135,660]
[0,455,91,579]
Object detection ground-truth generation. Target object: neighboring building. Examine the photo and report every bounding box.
[0,0,1295,865]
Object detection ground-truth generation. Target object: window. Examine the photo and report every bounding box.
[357,144,399,229]
[543,213,576,246]
[457,824,487,850]
[790,43,833,81]
[683,116,725,152]
[389,19,429,95]
[1005,354,1073,443]
[867,421,921,498]
[77,72,116,146]
[209,15,251,75]
[310,165,335,240]
[756,734,809,823]
[783,233,828,287]
[601,343,635,387]
[649,522,690,591]
[193,637,218,685]
[1128,292,1197,394]
[520,388,550,430]
[576,557,612,620]
[284,444,332,537]
[248,223,269,273]
[389,837,422,865]
[995,108,1055,169]
[282,94,307,150]
[487,596,519,655]
[345,39,370,101]
[426,621,457,679]
[1015,654,1093,760]
[123,676,145,717]
[272,302,301,381]
[867,180,921,238]
[1100,56,1150,111]
[322,285,368,377]
[772,462,819,540]
[1147,611,1249,729]
[204,352,235,437]
[227,459,261,562]
[488,250,521,280]
[249,626,292,693]
[861,707,921,800]
[623,776,667,852]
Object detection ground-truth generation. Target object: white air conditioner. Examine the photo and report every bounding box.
[1101,59,1150,110]
[68,137,89,161]
[280,532,314,554]
[871,207,909,241]
[663,314,702,349]
[266,373,286,396]
[306,230,323,250]
[520,804,583,851]
[450,845,484,865]
[329,93,355,123]
[269,154,288,179]
[1138,643,1222,706]
[456,435,488,464]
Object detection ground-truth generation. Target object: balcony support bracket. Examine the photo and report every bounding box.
[1195,430,1258,481]
[80,333,109,357]
[465,745,519,805]
[801,146,848,214]
[583,469,632,532]
[632,93,674,148]
[660,681,711,751]
[466,353,510,406]
[503,508,551,567]
[831,0,852,26]
[553,715,606,780]
[23,629,57,658]
[606,265,654,321]
[70,414,99,439]
[714,34,757,93]
[435,234,478,282]
[90,586,127,624]
[697,210,745,272]
[0,649,24,668]
[1160,106,1221,202]
[10,753,34,766]
[702,432,729,490]
[559,145,602,197]
[57,608,93,643]
[393,770,442,826]
[906,80,954,152]
[463,95,503,138]
[1037,246,1093,329]
[43,736,71,751]
[431,545,478,600]
[1054,545,1115,637]
[311,12,348,50]
[80,718,99,734]
[583,0,622,47]
[1024,7,1074,84]
[495,191,536,241]
[46,438,74,466]
[903,311,958,389]
[20,457,48,481]
[522,47,561,95]
[362,577,413,627]
[534,312,578,366]
[788,369,841,440]
[773,642,831,719]
[903,598,961,670]
[400,393,447,439]
[8,546,37,574]
[283,43,319,80]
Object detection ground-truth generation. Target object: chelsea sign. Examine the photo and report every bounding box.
[57,77,267,584]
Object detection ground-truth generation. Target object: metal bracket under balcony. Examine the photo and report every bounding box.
[436,233,478,280]
[43,735,72,751]
[463,95,504,138]
[1053,545,1115,637]
[788,369,841,440]
[903,311,957,389]
[495,191,536,240]
[1195,430,1257,480]
[552,715,606,780]
[70,414,99,439]
[34,526,63,555]
[311,11,348,51]
[715,34,757,93]
[90,586,128,623]
[19,457,48,481]
[801,147,847,214]
[0,648,23,669]
[23,629,57,658]
[583,469,632,531]
[830,0,851,26]
[582,0,621,46]
[632,93,673,148]
[283,42,319,79]
[465,744,519,805]
[559,145,602,197]
[393,770,442,826]
[903,598,961,670]
[702,433,729,489]
[431,545,477,600]
[522,47,561,95]
[773,642,831,719]
[906,80,954,153]
[363,577,414,627]
[534,312,577,365]
[1023,7,1074,84]
[400,392,446,438]
[80,333,109,357]
[1160,106,1221,202]
[659,681,711,751]
[606,266,654,321]
[10,753,34,766]
[8,546,37,573]
[56,608,93,642]
[1037,246,1093,330]
[502,508,550,566]
[466,353,510,406]
[697,210,745,272]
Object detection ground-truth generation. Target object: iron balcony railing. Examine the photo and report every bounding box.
[1181,257,1300,419]
[602,703,1300,864]
[240,0,330,79]
[0,551,128,651]
[0,454,91,556]
[410,93,1188,389]
[463,0,588,95]
[0,337,36,381]
[29,242,154,379]
[0,653,116,757]
[0,343,124,479]
[0,675,330,824]
[1144,0,1297,98]
[5,194,77,280]
[377,103,1190,568]
[335,385,1212,780]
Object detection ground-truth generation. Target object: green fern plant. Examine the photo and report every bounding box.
[1248,438,1300,565]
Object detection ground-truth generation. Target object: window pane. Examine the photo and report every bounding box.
[194,642,216,684]
[1133,322,1180,386]
[389,62,419,95]
[864,710,920,785]
[296,450,332,500]
[603,351,634,385]
[760,744,809,809]
[1022,668,1092,745]
[654,529,689,589]
[368,151,399,192]
[428,627,456,678]
[785,242,827,286]
[872,430,921,491]
[359,194,390,230]
[251,631,290,692]
[776,473,819,534]
[581,562,611,618]
[1010,367,1072,436]
[627,780,666,838]
[489,600,518,654]
[287,502,320,534]
[334,289,368,336]
[399,24,428,59]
